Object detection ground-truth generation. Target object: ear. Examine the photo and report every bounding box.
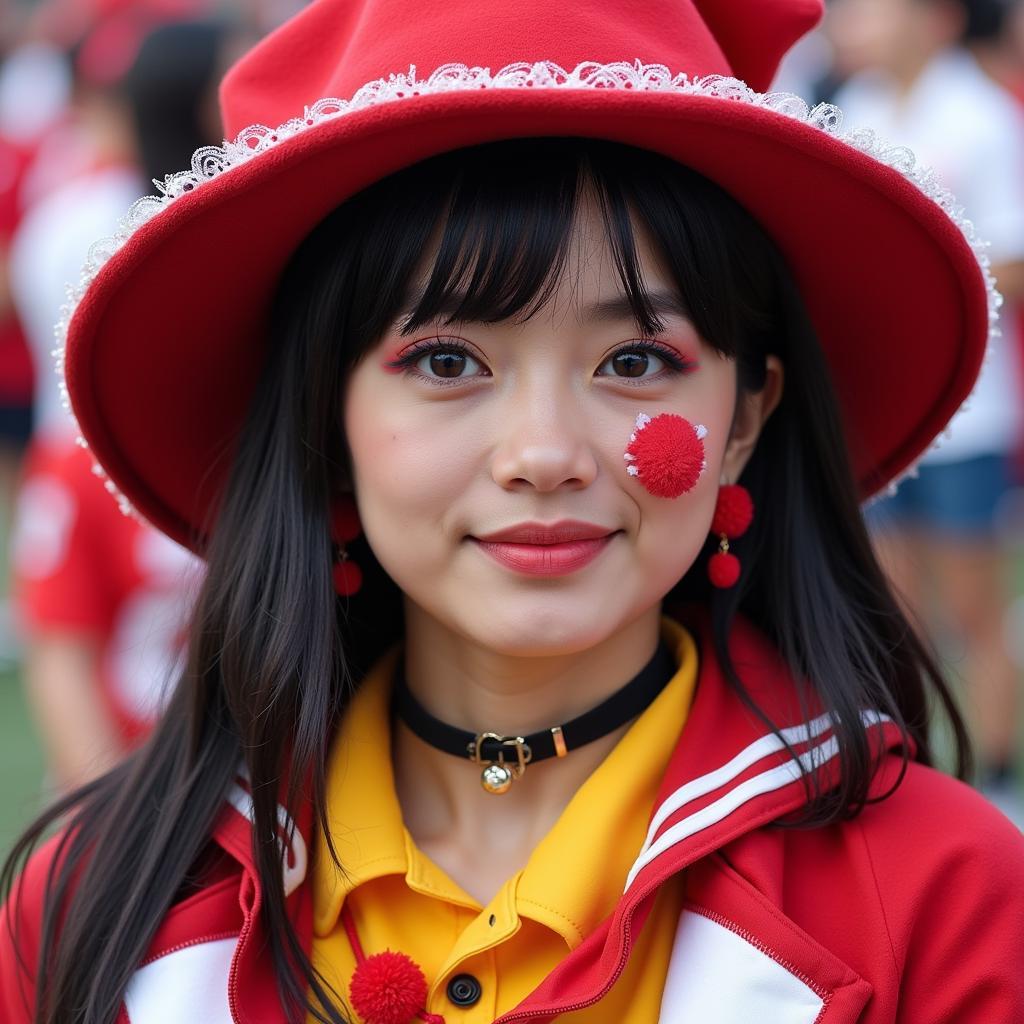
[720,355,784,483]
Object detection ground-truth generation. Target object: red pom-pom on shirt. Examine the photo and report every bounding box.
[349,950,428,1024]
[708,550,741,588]
[624,413,706,498]
[710,484,754,538]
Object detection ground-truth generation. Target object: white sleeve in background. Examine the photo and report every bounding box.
[835,52,1024,462]
[952,82,1024,265]
[9,167,143,438]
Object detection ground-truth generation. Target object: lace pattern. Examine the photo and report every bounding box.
[52,59,1002,517]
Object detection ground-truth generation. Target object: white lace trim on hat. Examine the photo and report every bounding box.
[52,60,1001,518]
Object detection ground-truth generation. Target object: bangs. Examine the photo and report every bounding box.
[306,138,769,368]
[385,139,673,340]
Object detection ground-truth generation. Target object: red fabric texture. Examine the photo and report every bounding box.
[0,833,67,1023]
[0,320,35,405]
[61,0,989,551]
[0,136,38,404]
[691,0,821,91]
[3,614,1023,1023]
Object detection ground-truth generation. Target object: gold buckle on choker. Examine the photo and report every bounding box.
[467,732,533,794]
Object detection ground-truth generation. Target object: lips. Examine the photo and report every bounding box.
[473,520,615,545]
[471,521,618,577]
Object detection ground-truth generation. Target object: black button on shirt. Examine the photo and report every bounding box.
[446,974,482,1007]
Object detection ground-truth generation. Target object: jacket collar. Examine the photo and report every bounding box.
[210,610,907,1023]
[488,609,906,1022]
[626,608,904,894]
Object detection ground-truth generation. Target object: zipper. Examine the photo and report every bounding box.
[491,889,836,1024]
[490,880,654,1023]
[227,873,259,1024]
[489,823,755,1021]
[137,930,240,969]
[488,802,795,1023]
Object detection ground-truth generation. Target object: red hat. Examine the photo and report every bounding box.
[60,0,996,549]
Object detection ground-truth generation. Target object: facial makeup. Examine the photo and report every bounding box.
[624,412,707,498]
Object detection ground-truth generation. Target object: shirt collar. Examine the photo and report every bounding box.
[312,645,407,936]
[312,617,698,941]
[515,618,697,947]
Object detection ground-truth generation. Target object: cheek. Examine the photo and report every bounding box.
[701,404,738,479]
[633,471,720,588]
[343,377,479,540]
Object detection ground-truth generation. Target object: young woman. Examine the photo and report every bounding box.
[3,0,1023,1022]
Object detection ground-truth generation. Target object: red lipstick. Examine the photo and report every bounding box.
[472,520,617,576]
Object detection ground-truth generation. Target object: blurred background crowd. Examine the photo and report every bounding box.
[1,0,1024,855]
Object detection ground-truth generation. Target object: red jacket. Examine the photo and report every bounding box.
[4,615,1024,1022]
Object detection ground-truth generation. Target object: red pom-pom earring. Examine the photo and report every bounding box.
[331,495,363,596]
[707,483,754,589]
[624,412,707,498]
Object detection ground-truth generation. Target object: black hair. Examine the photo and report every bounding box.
[913,0,1014,42]
[2,137,970,1023]
[959,0,1014,42]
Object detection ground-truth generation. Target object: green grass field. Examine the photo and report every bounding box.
[0,668,45,859]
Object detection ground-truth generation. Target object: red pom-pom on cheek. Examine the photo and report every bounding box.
[624,413,706,498]
[349,950,428,1024]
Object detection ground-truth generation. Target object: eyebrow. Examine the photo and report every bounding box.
[397,288,691,334]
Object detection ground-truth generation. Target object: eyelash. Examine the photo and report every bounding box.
[385,336,697,386]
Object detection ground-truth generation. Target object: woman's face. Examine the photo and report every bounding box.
[344,198,770,656]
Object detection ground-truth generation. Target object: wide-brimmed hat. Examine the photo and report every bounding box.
[60,0,997,551]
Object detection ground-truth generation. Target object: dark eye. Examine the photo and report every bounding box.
[399,342,486,381]
[423,350,473,378]
[596,340,695,382]
[598,346,670,380]
[611,351,653,378]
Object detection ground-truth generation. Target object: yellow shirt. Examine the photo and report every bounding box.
[310,617,698,1023]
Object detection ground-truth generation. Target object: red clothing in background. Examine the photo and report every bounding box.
[12,436,201,745]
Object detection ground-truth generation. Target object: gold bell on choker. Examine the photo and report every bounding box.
[468,732,532,794]
[481,762,514,794]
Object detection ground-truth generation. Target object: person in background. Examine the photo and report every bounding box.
[9,16,228,790]
[0,140,36,666]
[0,27,71,665]
[830,0,1024,820]
[963,0,1024,97]
[1008,0,1024,97]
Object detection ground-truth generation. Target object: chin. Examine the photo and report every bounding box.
[460,602,621,658]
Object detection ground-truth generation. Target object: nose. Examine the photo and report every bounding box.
[489,384,599,493]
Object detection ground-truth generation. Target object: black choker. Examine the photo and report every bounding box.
[392,641,676,794]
